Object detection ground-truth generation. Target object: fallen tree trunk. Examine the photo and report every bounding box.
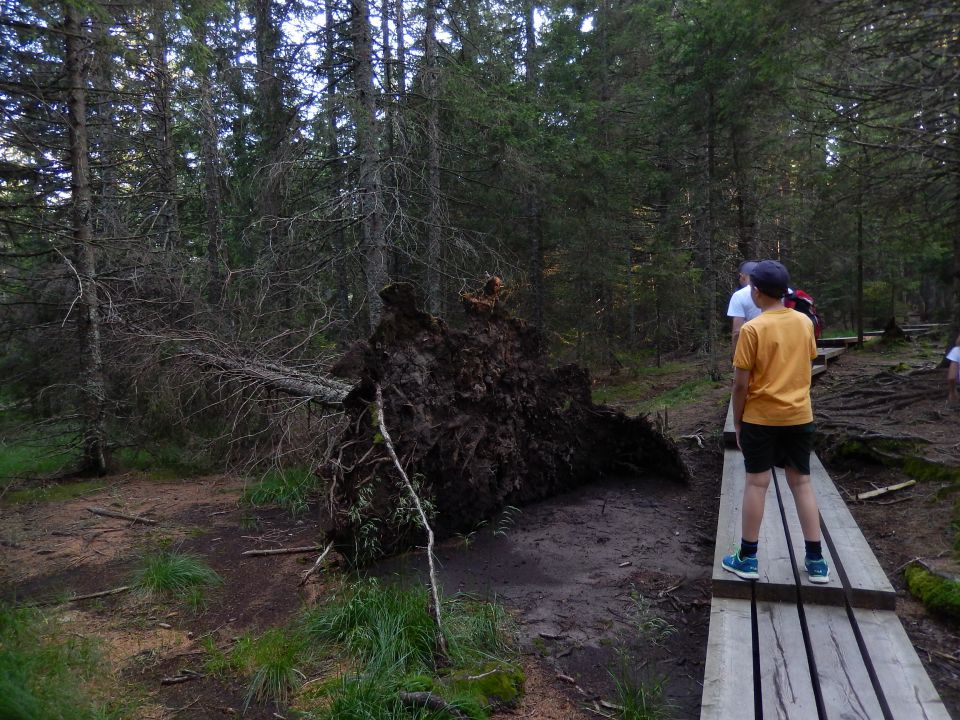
[180,348,352,407]
[322,283,689,563]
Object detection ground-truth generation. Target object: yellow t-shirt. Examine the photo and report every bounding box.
[733,308,818,426]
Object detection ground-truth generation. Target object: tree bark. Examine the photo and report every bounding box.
[352,0,388,330]
[64,2,108,475]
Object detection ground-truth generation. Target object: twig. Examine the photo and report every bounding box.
[161,674,199,685]
[298,542,334,586]
[241,545,326,557]
[68,585,132,602]
[856,480,916,501]
[29,585,133,607]
[86,507,157,525]
[376,384,448,656]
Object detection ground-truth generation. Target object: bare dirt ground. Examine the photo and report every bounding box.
[1,335,958,719]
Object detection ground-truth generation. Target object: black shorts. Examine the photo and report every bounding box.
[740,421,816,474]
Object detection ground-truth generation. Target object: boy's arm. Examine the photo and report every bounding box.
[731,316,745,359]
[732,368,750,449]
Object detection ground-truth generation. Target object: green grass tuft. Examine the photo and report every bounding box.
[204,629,311,709]
[0,604,135,719]
[904,564,960,622]
[297,578,520,718]
[241,467,318,516]
[131,550,222,603]
[241,629,306,708]
[612,670,672,720]
[300,578,438,676]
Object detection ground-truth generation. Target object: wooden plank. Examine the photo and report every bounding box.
[757,468,798,602]
[808,455,896,609]
[852,608,952,720]
[811,364,827,378]
[700,598,755,720]
[755,600,819,719]
[723,399,737,447]
[712,450,752,601]
[814,347,846,365]
[818,335,882,348]
[773,469,846,607]
[804,604,884,720]
[713,450,798,603]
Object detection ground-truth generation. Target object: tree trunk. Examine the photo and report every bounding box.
[64,2,108,475]
[253,0,288,256]
[524,0,544,332]
[89,15,125,244]
[352,0,388,330]
[705,89,720,381]
[326,0,350,339]
[149,0,181,250]
[193,21,225,304]
[730,125,755,260]
[424,0,442,314]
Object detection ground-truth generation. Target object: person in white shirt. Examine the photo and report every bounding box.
[947,335,960,405]
[727,261,760,358]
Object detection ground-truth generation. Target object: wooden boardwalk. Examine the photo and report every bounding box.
[703,343,951,719]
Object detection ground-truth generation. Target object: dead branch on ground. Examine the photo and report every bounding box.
[86,507,157,525]
[241,544,326,557]
[375,384,448,656]
[298,542,334,586]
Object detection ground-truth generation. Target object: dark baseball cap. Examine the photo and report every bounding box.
[750,260,790,297]
[739,261,758,276]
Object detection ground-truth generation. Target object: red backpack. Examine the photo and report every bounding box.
[785,289,823,339]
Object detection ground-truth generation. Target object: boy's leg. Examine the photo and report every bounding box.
[742,470,771,543]
[784,466,820,542]
[784,465,830,583]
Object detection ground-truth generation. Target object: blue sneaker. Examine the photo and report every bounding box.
[722,550,759,581]
[805,556,830,584]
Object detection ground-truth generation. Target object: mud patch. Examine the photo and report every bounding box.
[376,472,718,717]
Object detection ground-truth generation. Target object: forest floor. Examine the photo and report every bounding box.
[1,335,959,718]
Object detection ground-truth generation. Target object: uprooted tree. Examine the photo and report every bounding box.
[317,283,689,562]
[172,281,689,563]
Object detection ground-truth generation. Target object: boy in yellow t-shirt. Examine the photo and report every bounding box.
[722,260,829,584]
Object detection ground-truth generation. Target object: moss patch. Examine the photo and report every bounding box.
[904,564,960,623]
[902,457,960,485]
[446,661,525,708]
